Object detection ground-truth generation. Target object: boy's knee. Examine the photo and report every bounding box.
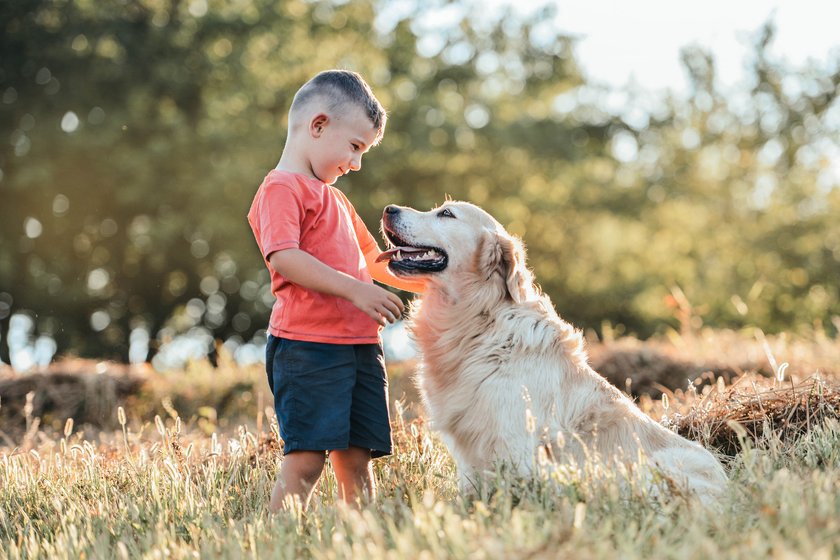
[330,447,372,474]
[285,451,326,483]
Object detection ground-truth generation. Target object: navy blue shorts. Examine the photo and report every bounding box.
[265,335,392,458]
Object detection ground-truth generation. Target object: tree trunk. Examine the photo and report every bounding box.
[0,312,11,366]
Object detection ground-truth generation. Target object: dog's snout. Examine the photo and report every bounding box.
[384,205,401,215]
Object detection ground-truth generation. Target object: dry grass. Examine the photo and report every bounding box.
[2,326,838,451]
[588,326,839,398]
[669,374,840,457]
[0,362,143,444]
[1,327,840,558]
[587,327,840,457]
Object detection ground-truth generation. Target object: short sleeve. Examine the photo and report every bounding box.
[247,180,304,261]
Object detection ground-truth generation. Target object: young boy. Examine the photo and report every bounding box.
[247,69,424,512]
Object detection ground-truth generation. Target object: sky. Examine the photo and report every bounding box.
[543,0,840,191]
[387,0,840,94]
[540,0,840,92]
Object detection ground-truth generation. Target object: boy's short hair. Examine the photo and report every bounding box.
[291,69,387,145]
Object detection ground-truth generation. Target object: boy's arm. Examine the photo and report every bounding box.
[269,248,404,326]
[364,247,427,294]
[332,188,426,294]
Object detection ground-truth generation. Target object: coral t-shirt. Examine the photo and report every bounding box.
[247,170,381,344]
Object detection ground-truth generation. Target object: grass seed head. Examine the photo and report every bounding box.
[525,408,537,433]
[155,415,165,437]
[776,362,789,383]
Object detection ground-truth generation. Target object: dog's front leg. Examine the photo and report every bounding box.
[444,443,487,499]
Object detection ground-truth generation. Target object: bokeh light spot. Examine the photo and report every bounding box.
[24,217,43,239]
[87,268,110,292]
[52,194,70,216]
[90,310,111,332]
[61,111,80,133]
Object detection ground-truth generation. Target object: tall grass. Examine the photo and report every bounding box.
[2,328,840,559]
[2,399,840,559]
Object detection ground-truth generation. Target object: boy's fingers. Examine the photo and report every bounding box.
[387,293,405,311]
[357,288,404,324]
[371,309,387,325]
[380,305,398,323]
[385,300,402,318]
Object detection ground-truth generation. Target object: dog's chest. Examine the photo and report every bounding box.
[416,337,523,433]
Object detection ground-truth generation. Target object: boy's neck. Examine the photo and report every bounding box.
[275,151,319,182]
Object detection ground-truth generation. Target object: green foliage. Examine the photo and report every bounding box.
[1,2,838,360]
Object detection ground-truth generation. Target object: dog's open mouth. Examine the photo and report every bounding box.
[376,228,448,273]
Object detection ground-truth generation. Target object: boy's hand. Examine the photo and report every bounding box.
[349,283,404,326]
[269,248,404,325]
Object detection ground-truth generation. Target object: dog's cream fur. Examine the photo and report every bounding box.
[382,201,727,505]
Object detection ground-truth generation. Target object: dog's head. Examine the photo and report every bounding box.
[379,201,534,303]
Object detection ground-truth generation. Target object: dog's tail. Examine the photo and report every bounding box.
[649,443,728,507]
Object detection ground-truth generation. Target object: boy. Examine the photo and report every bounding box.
[247,69,424,512]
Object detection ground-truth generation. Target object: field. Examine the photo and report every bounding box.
[2,327,840,559]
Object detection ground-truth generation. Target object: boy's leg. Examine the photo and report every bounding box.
[265,337,356,511]
[331,343,390,506]
[270,450,326,512]
[330,446,374,504]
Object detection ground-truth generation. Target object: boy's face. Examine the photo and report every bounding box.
[309,105,379,185]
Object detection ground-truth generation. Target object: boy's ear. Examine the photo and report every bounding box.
[310,113,329,137]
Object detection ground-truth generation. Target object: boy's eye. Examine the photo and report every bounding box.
[437,208,456,219]
[351,143,360,151]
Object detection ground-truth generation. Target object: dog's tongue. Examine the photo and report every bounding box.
[376,246,425,262]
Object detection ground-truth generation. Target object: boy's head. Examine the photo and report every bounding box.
[287,70,387,185]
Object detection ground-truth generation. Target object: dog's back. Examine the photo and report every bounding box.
[412,289,727,505]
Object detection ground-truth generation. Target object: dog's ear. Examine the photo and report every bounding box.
[479,229,531,303]
[499,233,531,303]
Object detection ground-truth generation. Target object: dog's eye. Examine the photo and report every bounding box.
[437,208,456,219]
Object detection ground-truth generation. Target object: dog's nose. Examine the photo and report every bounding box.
[384,205,401,215]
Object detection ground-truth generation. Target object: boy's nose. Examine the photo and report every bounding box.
[349,156,361,171]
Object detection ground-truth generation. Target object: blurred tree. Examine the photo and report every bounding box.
[1,3,838,364]
[601,23,840,335]
[0,0,344,360]
[0,0,599,361]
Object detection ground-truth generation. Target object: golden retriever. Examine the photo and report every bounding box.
[378,201,727,506]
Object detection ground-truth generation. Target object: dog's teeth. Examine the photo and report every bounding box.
[396,250,402,260]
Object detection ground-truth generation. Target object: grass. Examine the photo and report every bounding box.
[1,328,840,559]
